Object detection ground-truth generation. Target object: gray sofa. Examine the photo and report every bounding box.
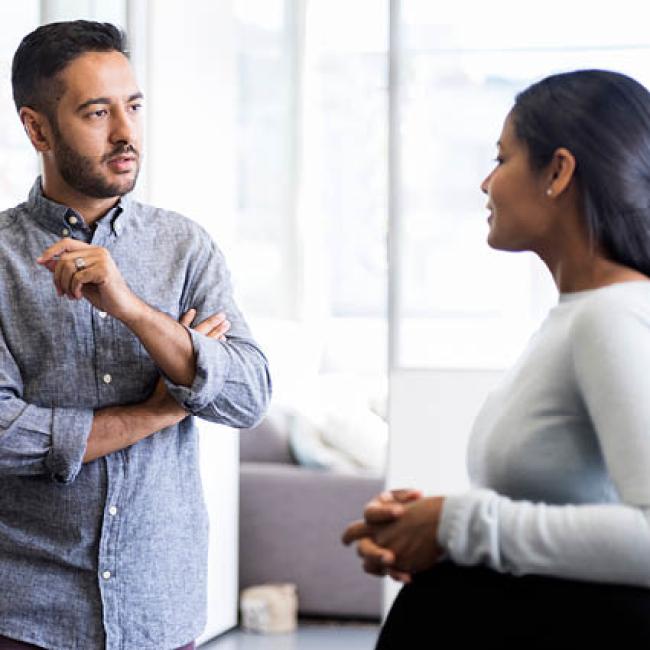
[239,416,384,619]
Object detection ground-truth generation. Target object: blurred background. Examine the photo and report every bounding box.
[5,2,650,410]
[2,1,650,644]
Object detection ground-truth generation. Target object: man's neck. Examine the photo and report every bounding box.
[41,175,120,227]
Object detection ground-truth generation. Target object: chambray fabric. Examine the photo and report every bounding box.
[0,179,271,650]
[0,637,195,650]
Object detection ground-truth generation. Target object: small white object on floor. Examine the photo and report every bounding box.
[239,583,298,634]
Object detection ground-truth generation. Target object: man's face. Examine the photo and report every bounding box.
[49,50,143,199]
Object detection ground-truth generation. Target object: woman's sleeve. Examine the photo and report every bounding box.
[437,297,650,586]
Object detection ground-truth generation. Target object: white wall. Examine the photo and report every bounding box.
[197,423,239,644]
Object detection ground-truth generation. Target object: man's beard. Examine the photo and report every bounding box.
[51,126,140,199]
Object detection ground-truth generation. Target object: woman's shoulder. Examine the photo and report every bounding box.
[568,281,650,340]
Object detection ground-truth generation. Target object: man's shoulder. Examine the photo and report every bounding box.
[0,203,25,233]
[130,200,212,239]
[129,200,221,264]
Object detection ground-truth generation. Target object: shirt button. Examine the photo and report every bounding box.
[68,215,78,225]
[98,311,108,319]
[103,373,112,384]
[61,228,70,236]
[108,506,118,516]
[102,571,112,580]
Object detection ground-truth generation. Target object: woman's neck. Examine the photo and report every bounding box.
[542,241,648,293]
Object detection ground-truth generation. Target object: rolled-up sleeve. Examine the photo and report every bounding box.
[0,341,94,482]
[163,233,272,428]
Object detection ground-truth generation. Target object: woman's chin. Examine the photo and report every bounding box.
[487,229,521,252]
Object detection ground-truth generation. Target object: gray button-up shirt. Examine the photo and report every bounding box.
[0,180,271,650]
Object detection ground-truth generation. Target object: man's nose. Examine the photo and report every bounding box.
[110,107,136,146]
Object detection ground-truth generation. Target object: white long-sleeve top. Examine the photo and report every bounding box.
[437,281,650,586]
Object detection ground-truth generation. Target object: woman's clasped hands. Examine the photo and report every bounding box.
[341,489,446,583]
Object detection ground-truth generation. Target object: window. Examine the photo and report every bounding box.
[0,5,39,208]
[232,0,389,385]
[394,1,650,368]
[235,0,297,318]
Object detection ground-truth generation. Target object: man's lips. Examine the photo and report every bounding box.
[107,155,136,172]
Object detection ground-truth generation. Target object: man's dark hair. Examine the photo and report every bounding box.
[512,69,650,277]
[11,20,128,119]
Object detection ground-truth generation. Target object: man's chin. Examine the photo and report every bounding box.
[114,176,138,196]
[95,172,139,198]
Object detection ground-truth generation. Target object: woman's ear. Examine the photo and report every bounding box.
[545,147,576,198]
[19,107,53,153]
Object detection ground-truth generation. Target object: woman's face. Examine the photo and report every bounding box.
[481,112,551,253]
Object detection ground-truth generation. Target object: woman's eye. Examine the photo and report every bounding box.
[493,156,504,165]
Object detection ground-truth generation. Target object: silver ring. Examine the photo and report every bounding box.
[74,257,86,271]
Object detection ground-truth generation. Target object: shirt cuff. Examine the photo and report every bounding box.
[46,407,94,484]
[437,492,466,552]
[163,326,232,413]
[437,488,503,570]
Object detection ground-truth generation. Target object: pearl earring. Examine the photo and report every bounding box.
[546,188,553,196]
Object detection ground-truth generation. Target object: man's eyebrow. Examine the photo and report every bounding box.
[76,92,144,113]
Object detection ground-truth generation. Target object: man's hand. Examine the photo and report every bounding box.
[342,489,445,582]
[37,238,141,321]
[38,241,236,387]
[145,307,231,414]
[179,307,231,342]
[84,307,233,463]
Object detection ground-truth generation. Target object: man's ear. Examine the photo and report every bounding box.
[19,107,53,153]
[545,147,576,198]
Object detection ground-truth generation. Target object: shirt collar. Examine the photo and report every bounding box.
[27,176,130,240]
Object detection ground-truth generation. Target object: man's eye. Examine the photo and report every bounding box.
[129,103,143,112]
[89,109,108,118]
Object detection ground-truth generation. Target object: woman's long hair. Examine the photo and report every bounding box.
[513,69,650,276]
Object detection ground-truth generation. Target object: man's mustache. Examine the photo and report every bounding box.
[102,144,139,162]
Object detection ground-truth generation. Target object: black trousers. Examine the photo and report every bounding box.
[376,562,650,649]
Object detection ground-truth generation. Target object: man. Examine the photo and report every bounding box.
[0,20,271,650]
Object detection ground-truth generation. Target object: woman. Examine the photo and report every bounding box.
[343,69,650,648]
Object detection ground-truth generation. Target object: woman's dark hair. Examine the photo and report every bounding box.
[512,69,650,276]
[11,20,128,119]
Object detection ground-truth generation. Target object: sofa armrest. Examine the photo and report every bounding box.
[239,462,384,619]
[239,416,294,465]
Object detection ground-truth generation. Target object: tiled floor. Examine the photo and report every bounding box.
[200,621,380,650]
